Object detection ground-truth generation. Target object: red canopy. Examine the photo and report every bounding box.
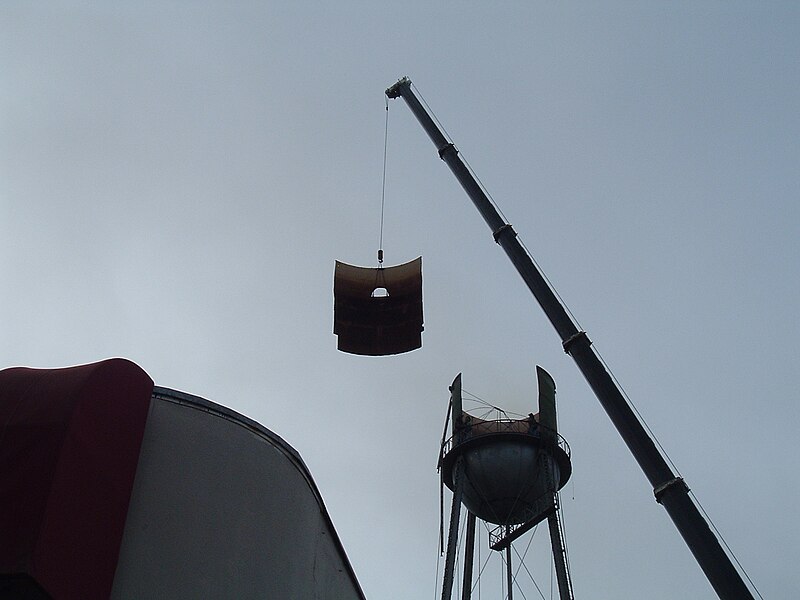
[0,359,153,600]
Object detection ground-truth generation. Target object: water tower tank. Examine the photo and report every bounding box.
[440,368,571,526]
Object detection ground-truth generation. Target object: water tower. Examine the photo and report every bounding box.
[438,366,573,600]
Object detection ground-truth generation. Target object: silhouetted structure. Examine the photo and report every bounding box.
[0,359,366,600]
[438,368,573,600]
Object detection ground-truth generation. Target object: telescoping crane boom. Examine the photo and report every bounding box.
[386,76,754,600]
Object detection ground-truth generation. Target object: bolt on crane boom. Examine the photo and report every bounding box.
[386,76,753,600]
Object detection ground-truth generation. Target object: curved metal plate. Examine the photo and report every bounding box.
[333,257,423,356]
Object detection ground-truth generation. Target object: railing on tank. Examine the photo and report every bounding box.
[439,417,571,464]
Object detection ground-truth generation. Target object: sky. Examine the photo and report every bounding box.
[2,3,798,598]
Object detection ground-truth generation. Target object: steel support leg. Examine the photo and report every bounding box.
[461,512,477,600]
[441,460,464,600]
[547,500,574,600]
[505,540,513,600]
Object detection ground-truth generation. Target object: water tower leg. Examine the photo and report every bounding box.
[505,540,514,600]
[547,498,574,600]
[441,460,465,600]
[461,512,477,600]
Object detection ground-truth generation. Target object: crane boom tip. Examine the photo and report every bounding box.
[386,76,411,99]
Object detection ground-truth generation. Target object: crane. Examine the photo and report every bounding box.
[386,76,754,600]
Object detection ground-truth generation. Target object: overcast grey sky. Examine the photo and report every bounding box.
[2,3,798,598]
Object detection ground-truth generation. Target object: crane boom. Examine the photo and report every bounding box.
[386,76,753,600]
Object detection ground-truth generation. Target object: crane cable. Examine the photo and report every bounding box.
[378,96,390,267]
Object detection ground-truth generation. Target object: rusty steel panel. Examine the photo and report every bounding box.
[333,257,423,356]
